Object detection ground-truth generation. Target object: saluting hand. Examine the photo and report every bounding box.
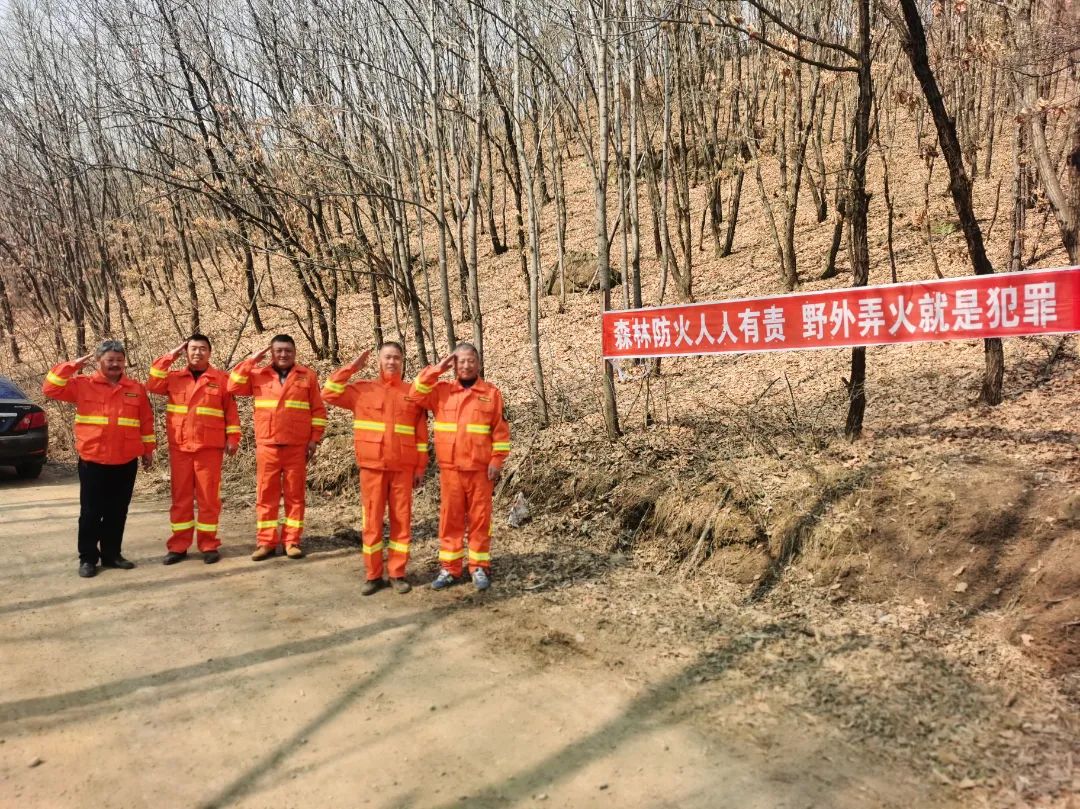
[73,353,94,371]
[249,345,271,364]
[435,352,457,376]
[169,340,189,361]
[351,349,371,373]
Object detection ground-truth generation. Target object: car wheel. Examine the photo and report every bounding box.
[15,462,43,480]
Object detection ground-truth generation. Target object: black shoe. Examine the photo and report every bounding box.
[102,556,135,570]
[163,552,187,565]
[360,579,385,596]
[78,562,97,578]
[202,550,220,564]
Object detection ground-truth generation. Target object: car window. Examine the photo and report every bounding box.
[0,377,27,400]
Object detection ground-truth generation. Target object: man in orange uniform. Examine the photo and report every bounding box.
[411,343,510,591]
[227,334,326,560]
[147,334,241,565]
[43,339,156,578]
[323,342,428,595]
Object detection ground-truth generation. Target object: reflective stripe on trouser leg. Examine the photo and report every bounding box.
[359,468,389,581]
[438,468,467,577]
[463,469,494,572]
[167,449,196,553]
[255,446,283,547]
[193,446,225,552]
[279,444,308,546]
[386,468,414,579]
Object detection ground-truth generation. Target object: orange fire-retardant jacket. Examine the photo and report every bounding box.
[410,366,510,472]
[322,367,429,473]
[42,361,157,465]
[227,359,326,446]
[146,355,241,452]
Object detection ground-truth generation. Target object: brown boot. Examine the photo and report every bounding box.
[390,578,411,594]
[285,544,304,559]
[251,545,276,561]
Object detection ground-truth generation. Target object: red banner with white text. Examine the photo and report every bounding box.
[601,267,1080,359]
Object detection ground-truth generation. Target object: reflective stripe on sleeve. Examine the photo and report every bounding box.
[149,367,169,379]
[230,371,248,384]
[323,381,346,394]
[414,381,433,394]
[141,435,156,443]
[226,426,242,435]
[492,442,511,452]
[46,371,68,387]
[416,442,429,452]
[393,423,416,435]
[195,407,224,418]
[465,423,491,434]
[311,418,327,427]
[74,414,109,425]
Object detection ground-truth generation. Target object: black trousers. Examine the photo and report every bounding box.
[78,458,138,565]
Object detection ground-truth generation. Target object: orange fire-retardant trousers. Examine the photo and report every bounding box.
[255,444,307,547]
[438,468,493,577]
[168,447,224,553]
[359,469,413,581]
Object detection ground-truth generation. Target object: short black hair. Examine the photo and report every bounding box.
[270,334,295,347]
[188,333,211,349]
[378,341,404,355]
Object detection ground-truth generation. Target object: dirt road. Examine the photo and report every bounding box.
[0,468,960,809]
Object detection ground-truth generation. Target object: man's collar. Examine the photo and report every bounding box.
[92,370,125,386]
[455,376,486,391]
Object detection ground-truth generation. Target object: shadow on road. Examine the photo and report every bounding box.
[195,622,428,809]
[0,612,430,725]
[0,549,355,617]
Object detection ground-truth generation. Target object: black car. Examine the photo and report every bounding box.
[0,376,48,479]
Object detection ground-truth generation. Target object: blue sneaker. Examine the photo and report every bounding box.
[471,568,490,591]
[431,569,456,590]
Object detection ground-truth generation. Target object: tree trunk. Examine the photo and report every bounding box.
[593,1,621,438]
[845,0,873,439]
[469,2,485,370]
[894,0,1005,405]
